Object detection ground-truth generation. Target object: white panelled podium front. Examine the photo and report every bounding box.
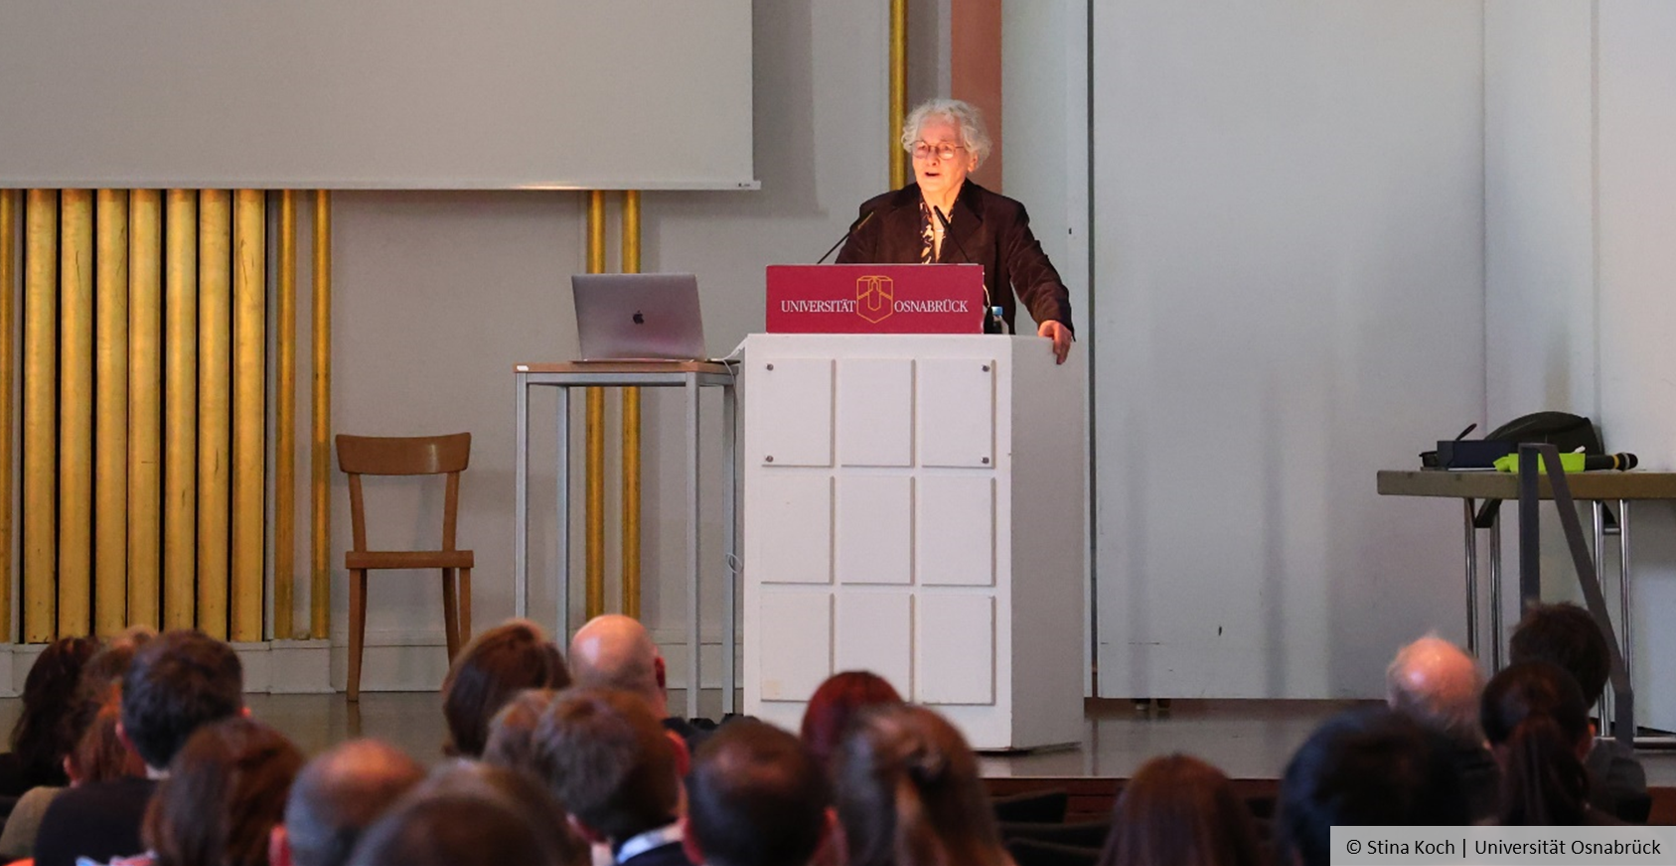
[742,334,1085,751]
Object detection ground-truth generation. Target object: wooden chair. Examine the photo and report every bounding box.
[337,432,474,701]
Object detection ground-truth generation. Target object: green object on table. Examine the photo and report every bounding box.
[1493,452,1586,474]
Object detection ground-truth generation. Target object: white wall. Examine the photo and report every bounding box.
[1484,0,1676,731]
[313,0,889,692]
[1090,1,1487,699]
[1001,0,1091,690]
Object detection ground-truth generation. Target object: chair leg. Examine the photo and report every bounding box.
[457,567,472,648]
[348,569,367,702]
[442,567,460,661]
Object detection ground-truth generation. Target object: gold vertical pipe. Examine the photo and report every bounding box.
[311,190,331,639]
[585,191,606,619]
[197,190,232,640]
[620,191,642,619]
[230,190,265,643]
[0,190,17,641]
[94,190,129,637]
[163,190,197,630]
[22,190,57,643]
[889,0,909,188]
[58,190,94,639]
[128,190,162,631]
[275,191,297,640]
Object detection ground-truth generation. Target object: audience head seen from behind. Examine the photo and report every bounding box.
[1385,634,1484,744]
[80,626,158,703]
[122,629,245,771]
[1098,753,1262,866]
[799,670,904,769]
[533,688,686,857]
[347,786,567,866]
[440,618,570,757]
[144,716,305,866]
[684,719,830,866]
[398,761,589,866]
[481,687,560,770]
[1480,660,1598,826]
[834,704,1009,866]
[271,738,426,866]
[1507,602,1647,823]
[1276,707,1468,866]
[569,614,669,718]
[1508,602,1609,709]
[4,635,100,792]
[73,694,148,784]
[1384,633,1500,822]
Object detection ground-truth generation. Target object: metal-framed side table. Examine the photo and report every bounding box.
[514,361,739,720]
[1378,469,1676,737]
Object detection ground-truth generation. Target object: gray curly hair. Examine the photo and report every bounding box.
[900,98,992,168]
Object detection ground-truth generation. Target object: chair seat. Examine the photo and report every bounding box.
[346,549,475,570]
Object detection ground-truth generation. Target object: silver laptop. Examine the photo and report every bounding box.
[571,273,707,361]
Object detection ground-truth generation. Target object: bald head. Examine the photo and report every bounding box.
[569,615,666,715]
[1385,635,1484,743]
[282,739,426,866]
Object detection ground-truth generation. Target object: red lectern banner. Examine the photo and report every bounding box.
[766,264,986,334]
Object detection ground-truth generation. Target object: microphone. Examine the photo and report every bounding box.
[1584,453,1638,471]
[815,210,876,265]
[933,206,1001,335]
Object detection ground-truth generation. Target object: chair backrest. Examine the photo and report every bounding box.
[336,433,471,552]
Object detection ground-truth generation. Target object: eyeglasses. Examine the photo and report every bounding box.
[911,141,965,162]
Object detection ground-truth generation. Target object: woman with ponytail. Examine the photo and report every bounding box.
[1481,660,1622,825]
[833,704,1012,866]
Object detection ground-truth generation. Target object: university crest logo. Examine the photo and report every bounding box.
[856,275,894,324]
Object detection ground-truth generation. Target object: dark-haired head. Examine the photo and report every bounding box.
[686,719,830,866]
[1099,753,1262,866]
[121,630,244,770]
[481,687,561,770]
[1508,603,1611,708]
[401,761,588,866]
[1276,707,1468,866]
[441,619,570,757]
[799,671,903,768]
[9,635,100,788]
[834,704,1007,866]
[531,688,680,844]
[1481,660,1593,826]
[346,790,569,866]
[145,716,305,866]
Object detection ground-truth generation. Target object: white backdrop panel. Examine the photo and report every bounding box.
[0,0,754,189]
[1091,0,1485,698]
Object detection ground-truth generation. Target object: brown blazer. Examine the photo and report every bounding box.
[835,180,1074,333]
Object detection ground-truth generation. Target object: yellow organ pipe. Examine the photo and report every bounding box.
[128,190,163,630]
[163,191,198,630]
[275,191,297,641]
[621,190,642,619]
[311,191,332,639]
[58,190,94,638]
[890,0,909,189]
[22,191,56,642]
[94,190,129,636]
[585,191,606,619]
[231,190,265,642]
[0,191,16,640]
[197,190,232,639]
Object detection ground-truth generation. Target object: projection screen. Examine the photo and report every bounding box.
[0,1,756,190]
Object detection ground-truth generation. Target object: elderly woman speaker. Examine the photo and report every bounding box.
[837,98,1075,363]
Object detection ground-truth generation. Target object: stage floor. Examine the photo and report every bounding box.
[6,692,1675,786]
